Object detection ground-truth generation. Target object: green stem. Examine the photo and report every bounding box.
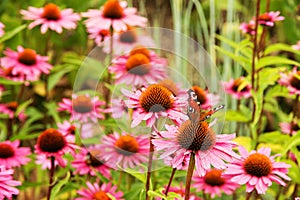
[145,133,154,200]
[47,156,55,200]
[245,191,253,200]
[184,152,195,200]
[165,168,177,196]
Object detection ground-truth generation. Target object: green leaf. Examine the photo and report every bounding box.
[264,43,300,55]
[0,24,27,43]
[16,99,33,116]
[256,56,300,70]
[47,66,75,91]
[0,77,23,85]
[281,133,300,156]
[225,110,251,122]
[257,67,284,91]
[123,167,147,185]
[234,136,253,151]
[44,102,60,123]
[50,172,71,200]
[215,46,251,72]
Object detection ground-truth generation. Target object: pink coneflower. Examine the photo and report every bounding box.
[152,123,239,177]
[102,28,155,55]
[99,132,149,169]
[71,147,111,178]
[0,67,28,83]
[57,120,76,141]
[292,41,300,50]
[225,146,291,194]
[122,84,187,127]
[0,101,26,121]
[278,67,300,95]
[1,46,52,82]
[223,77,252,99]
[0,22,5,37]
[109,46,167,87]
[58,94,105,123]
[82,0,147,32]
[86,27,110,45]
[35,154,59,170]
[192,169,239,198]
[35,128,78,167]
[159,79,188,100]
[0,140,31,168]
[21,3,80,34]
[191,86,220,110]
[0,166,21,200]
[279,122,300,135]
[75,181,124,200]
[258,11,284,27]
[239,20,256,35]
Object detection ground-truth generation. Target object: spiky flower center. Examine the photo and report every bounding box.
[258,13,272,22]
[139,84,174,113]
[86,150,103,167]
[115,135,139,156]
[159,79,179,96]
[290,71,300,90]
[38,128,66,153]
[102,0,124,19]
[6,101,18,111]
[92,191,111,200]
[204,169,225,186]
[119,30,137,43]
[292,123,300,131]
[67,125,76,135]
[192,86,207,105]
[129,46,150,58]
[243,153,273,177]
[18,49,37,66]
[232,77,248,92]
[42,3,61,21]
[72,95,93,113]
[0,143,15,158]
[176,120,216,151]
[125,53,151,75]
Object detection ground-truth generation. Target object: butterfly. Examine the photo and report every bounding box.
[187,89,224,123]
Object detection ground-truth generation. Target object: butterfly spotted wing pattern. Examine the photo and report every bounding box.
[187,89,225,123]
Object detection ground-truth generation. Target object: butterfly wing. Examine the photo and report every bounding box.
[187,89,201,123]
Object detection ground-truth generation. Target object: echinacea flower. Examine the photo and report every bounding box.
[0,22,5,37]
[35,128,79,167]
[152,122,239,177]
[99,132,149,169]
[75,181,124,200]
[71,147,111,178]
[0,101,26,121]
[0,166,21,200]
[21,3,80,34]
[0,67,28,83]
[159,79,188,99]
[102,28,155,55]
[258,11,284,27]
[0,140,31,168]
[109,46,167,87]
[225,146,291,194]
[239,20,256,35]
[82,0,147,32]
[35,154,59,170]
[292,41,300,51]
[1,46,52,82]
[279,122,300,135]
[223,77,252,99]
[122,84,187,127]
[278,67,300,95]
[58,94,105,123]
[86,27,110,45]
[57,120,76,141]
[192,169,239,198]
[191,86,220,110]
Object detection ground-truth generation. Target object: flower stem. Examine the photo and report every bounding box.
[245,191,253,200]
[184,152,195,200]
[47,156,55,200]
[145,133,154,200]
[251,0,260,89]
[289,94,299,136]
[165,168,177,196]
